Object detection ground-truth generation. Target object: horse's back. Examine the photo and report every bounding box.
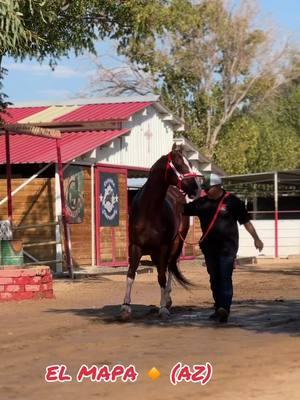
[129,186,189,251]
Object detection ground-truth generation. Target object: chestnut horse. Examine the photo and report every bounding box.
[121,145,202,319]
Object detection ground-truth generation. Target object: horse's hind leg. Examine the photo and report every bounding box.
[120,244,142,320]
[156,248,171,319]
[165,271,173,309]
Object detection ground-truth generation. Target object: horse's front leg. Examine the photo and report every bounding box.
[120,244,142,320]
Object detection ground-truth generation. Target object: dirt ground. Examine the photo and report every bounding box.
[1,259,300,400]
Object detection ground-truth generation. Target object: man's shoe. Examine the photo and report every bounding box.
[217,307,229,323]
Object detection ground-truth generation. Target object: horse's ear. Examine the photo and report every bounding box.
[172,143,178,152]
[171,143,183,153]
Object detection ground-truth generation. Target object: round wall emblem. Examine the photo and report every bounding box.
[64,166,84,224]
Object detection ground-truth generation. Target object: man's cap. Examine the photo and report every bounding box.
[201,173,222,189]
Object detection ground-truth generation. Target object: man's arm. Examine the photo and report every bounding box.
[243,222,264,252]
[182,198,200,216]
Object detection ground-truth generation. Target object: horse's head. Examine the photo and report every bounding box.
[165,144,202,198]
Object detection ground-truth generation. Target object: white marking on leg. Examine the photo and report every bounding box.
[160,287,167,308]
[123,277,134,305]
[159,286,170,318]
[121,277,135,315]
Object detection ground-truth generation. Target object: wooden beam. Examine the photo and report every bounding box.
[2,124,61,138]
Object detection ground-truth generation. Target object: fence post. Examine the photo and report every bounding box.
[274,171,279,258]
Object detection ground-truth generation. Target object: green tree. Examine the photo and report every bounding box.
[214,89,300,174]
[90,0,297,160]
[214,116,260,174]
[0,0,166,113]
[215,116,300,174]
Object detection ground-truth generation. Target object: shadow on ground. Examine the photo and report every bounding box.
[46,299,300,336]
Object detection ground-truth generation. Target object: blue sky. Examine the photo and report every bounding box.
[2,0,300,104]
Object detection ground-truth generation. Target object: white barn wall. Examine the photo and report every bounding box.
[238,219,300,258]
[91,106,173,167]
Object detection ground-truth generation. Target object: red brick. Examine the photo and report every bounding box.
[41,283,53,291]
[32,276,43,284]
[12,276,30,285]
[21,269,39,277]
[25,284,41,292]
[0,270,23,278]
[41,275,52,283]
[0,292,13,300]
[35,267,50,276]
[0,285,4,292]
[6,285,25,293]
[12,292,35,301]
[0,277,14,284]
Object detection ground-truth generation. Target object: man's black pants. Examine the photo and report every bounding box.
[204,252,235,313]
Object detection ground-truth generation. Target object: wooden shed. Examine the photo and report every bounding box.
[0,96,204,272]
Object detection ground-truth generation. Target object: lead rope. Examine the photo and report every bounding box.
[178,192,231,246]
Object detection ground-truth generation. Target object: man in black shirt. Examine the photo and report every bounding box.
[184,173,264,323]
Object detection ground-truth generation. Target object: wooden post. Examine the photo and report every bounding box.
[274,171,279,258]
[5,130,13,224]
[56,139,74,278]
[91,164,95,267]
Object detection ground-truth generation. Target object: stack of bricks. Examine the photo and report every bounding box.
[0,266,55,302]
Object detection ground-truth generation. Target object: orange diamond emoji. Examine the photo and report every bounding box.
[148,367,161,380]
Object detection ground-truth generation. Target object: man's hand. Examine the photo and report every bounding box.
[254,238,264,252]
[244,222,264,252]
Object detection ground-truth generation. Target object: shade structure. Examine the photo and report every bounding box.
[0,129,129,164]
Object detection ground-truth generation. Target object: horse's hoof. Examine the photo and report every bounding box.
[159,307,170,320]
[166,299,173,310]
[120,305,132,321]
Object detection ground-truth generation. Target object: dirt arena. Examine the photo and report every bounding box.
[1,259,300,400]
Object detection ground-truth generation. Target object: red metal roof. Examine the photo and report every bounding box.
[0,107,48,124]
[0,129,129,164]
[54,102,151,122]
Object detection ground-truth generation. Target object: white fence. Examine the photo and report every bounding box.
[238,219,300,258]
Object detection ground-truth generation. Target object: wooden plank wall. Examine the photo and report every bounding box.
[0,178,56,262]
[68,167,92,266]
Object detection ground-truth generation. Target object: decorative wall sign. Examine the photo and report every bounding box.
[0,220,12,240]
[100,173,119,227]
[64,166,85,224]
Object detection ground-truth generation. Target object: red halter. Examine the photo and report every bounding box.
[165,152,203,191]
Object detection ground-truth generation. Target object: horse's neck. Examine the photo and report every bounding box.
[141,169,169,208]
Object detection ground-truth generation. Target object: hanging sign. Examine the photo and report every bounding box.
[100,173,119,227]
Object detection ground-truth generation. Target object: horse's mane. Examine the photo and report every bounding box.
[149,154,167,174]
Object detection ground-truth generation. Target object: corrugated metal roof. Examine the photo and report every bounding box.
[0,129,129,164]
[19,105,81,123]
[2,102,152,124]
[0,107,48,124]
[54,102,151,122]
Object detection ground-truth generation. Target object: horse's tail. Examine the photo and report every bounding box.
[168,261,194,289]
